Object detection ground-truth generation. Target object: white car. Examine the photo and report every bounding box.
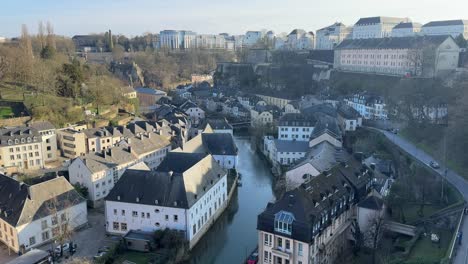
[430,161,440,169]
[54,243,70,254]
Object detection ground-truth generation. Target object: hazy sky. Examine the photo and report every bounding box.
[1,0,467,37]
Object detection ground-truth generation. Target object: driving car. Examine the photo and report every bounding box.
[430,161,440,169]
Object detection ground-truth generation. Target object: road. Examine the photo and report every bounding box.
[377,129,468,264]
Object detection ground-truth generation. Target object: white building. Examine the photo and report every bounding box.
[282,29,315,50]
[334,35,460,77]
[180,100,205,125]
[391,22,422,37]
[29,121,58,163]
[175,131,238,170]
[0,175,87,253]
[250,105,279,127]
[195,34,226,49]
[68,133,171,206]
[278,113,315,141]
[352,16,410,39]
[105,153,228,249]
[337,104,363,131]
[421,19,468,39]
[244,31,264,47]
[0,127,44,172]
[345,93,387,120]
[159,30,196,50]
[316,22,352,50]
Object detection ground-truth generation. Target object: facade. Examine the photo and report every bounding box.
[195,34,226,49]
[316,22,352,50]
[334,35,460,77]
[251,105,280,127]
[29,121,58,163]
[257,159,372,264]
[0,127,44,172]
[68,133,171,205]
[280,29,315,50]
[421,20,468,39]
[0,175,87,253]
[256,94,293,109]
[391,22,422,37]
[159,30,197,50]
[352,16,410,39]
[105,153,228,249]
[337,104,363,131]
[57,128,87,159]
[278,113,315,141]
[345,93,387,120]
[244,31,264,47]
[135,87,167,112]
[180,101,205,125]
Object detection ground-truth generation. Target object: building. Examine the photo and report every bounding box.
[135,87,167,113]
[280,29,315,50]
[180,100,205,125]
[0,175,87,253]
[391,22,422,37]
[278,113,316,141]
[270,140,310,166]
[199,118,233,135]
[337,104,363,131]
[344,93,387,120]
[0,127,44,172]
[285,142,347,190]
[121,86,137,99]
[257,159,372,264]
[56,128,87,159]
[308,115,343,148]
[244,31,264,47]
[316,22,352,50]
[104,153,228,249]
[195,34,226,49]
[334,35,460,77]
[175,131,238,169]
[68,133,171,206]
[256,94,294,109]
[28,121,58,164]
[352,16,410,39]
[159,30,197,50]
[251,105,281,127]
[421,19,468,39]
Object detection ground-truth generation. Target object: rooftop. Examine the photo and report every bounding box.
[274,140,310,153]
[423,19,468,27]
[335,35,454,50]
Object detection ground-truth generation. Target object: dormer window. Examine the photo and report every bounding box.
[7,139,12,145]
[27,137,31,143]
[33,137,37,142]
[274,211,294,235]
[15,139,19,144]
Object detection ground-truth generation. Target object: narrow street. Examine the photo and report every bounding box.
[377,129,468,264]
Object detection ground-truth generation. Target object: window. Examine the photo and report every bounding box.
[41,220,48,230]
[155,222,160,227]
[141,212,145,218]
[264,250,269,262]
[113,222,119,230]
[174,215,178,222]
[41,231,50,241]
[264,233,269,246]
[121,210,125,216]
[193,225,196,235]
[285,239,290,251]
[274,211,294,235]
[132,211,138,217]
[165,215,169,221]
[51,216,58,225]
[298,243,303,256]
[52,227,60,237]
[121,223,127,231]
[29,236,36,246]
[277,237,283,249]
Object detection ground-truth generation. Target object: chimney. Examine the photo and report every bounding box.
[147,133,151,139]
[288,194,295,207]
[155,199,159,205]
[127,138,132,144]
[117,195,121,201]
[128,146,132,153]
[136,197,140,203]
[102,149,107,158]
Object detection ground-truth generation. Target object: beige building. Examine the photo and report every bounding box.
[57,128,87,159]
[0,127,44,172]
[334,35,460,77]
[352,16,410,39]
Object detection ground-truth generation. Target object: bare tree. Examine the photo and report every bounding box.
[363,212,385,264]
[46,21,56,49]
[38,21,46,50]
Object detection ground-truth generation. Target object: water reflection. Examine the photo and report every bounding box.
[189,138,275,264]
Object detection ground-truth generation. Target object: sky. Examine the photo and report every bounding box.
[1,0,468,38]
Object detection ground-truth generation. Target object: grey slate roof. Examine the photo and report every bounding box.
[393,22,422,29]
[310,113,342,140]
[200,118,233,130]
[308,50,335,64]
[290,141,348,172]
[135,87,166,95]
[335,35,453,50]
[156,152,207,173]
[337,104,361,119]
[202,133,238,155]
[106,155,226,208]
[423,19,468,27]
[29,121,55,131]
[0,127,41,147]
[279,113,316,127]
[274,140,310,153]
[289,29,306,36]
[355,16,408,25]
[0,175,85,227]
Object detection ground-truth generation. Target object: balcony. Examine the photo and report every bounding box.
[271,247,291,260]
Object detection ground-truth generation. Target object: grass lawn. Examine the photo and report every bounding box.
[0,106,14,119]
[405,229,451,263]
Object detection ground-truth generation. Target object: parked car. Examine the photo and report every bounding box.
[54,243,70,255]
[247,252,258,264]
[430,161,440,169]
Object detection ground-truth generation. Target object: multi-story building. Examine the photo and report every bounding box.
[257,159,372,264]
[0,127,44,172]
[57,128,87,159]
[251,105,281,127]
[345,93,387,120]
[391,22,422,37]
[278,113,316,141]
[0,175,87,253]
[105,152,227,249]
[175,130,238,169]
[195,34,226,49]
[334,35,460,77]
[337,104,363,131]
[159,30,197,50]
[352,16,410,39]
[316,22,352,50]
[29,121,58,164]
[421,19,468,39]
[244,31,264,47]
[68,133,171,206]
[180,100,205,125]
[135,87,167,113]
[279,29,315,50]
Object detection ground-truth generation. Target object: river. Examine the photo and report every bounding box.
[189,137,276,264]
